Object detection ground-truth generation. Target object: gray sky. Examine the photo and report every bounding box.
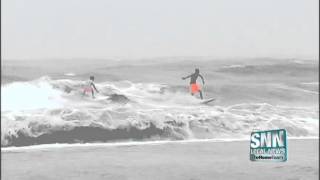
[2,0,319,60]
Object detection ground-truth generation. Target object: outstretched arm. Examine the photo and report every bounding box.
[199,74,205,85]
[182,74,192,80]
[91,83,99,93]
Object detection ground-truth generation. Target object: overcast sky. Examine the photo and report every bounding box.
[2,0,319,60]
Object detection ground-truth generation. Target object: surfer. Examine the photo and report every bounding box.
[83,76,99,98]
[182,68,205,99]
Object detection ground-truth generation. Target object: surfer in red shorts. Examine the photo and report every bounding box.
[182,68,205,99]
[83,76,99,98]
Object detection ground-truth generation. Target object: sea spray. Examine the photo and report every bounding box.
[1,77,318,147]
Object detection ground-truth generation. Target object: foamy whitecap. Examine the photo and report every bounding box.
[1,77,318,147]
[221,64,247,69]
[1,80,65,111]
[301,82,319,85]
[64,73,76,76]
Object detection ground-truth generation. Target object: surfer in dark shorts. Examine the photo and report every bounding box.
[182,68,205,99]
[83,76,99,98]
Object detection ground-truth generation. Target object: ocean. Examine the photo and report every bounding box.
[1,58,318,147]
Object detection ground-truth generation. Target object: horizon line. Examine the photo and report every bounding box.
[2,55,319,61]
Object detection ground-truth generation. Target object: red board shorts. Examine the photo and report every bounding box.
[83,87,93,93]
[190,83,200,93]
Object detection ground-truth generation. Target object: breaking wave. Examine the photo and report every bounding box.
[1,77,318,147]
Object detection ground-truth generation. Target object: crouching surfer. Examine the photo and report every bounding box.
[83,76,99,98]
[182,68,205,99]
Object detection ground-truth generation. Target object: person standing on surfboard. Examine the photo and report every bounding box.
[182,68,205,99]
[83,76,99,98]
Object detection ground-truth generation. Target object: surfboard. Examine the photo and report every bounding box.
[200,98,215,104]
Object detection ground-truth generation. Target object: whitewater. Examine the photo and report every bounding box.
[1,58,319,147]
[2,78,318,147]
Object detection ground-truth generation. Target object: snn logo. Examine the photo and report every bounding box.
[250,129,287,162]
[251,130,285,148]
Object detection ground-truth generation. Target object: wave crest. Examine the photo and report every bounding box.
[1,77,318,147]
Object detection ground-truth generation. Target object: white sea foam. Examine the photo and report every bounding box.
[2,136,318,152]
[301,82,319,85]
[1,77,319,147]
[64,73,76,76]
[1,78,65,111]
[221,64,247,69]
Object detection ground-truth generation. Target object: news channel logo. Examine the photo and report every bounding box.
[250,129,287,162]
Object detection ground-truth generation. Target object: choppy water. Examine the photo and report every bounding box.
[1,58,318,147]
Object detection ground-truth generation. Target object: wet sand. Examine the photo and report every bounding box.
[1,139,318,180]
